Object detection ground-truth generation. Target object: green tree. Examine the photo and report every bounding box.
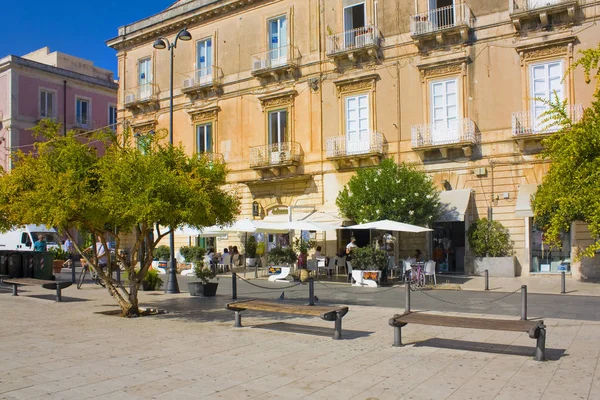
[0,121,239,316]
[336,158,440,225]
[467,218,514,257]
[532,45,600,258]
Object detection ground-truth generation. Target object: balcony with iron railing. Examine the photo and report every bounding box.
[326,131,384,168]
[509,0,576,28]
[326,25,380,61]
[512,104,583,146]
[197,151,225,164]
[251,45,299,79]
[249,141,302,177]
[411,118,477,157]
[181,66,222,95]
[74,118,95,131]
[410,4,473,44]
[124,83,159,109]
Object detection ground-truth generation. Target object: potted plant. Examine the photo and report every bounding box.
[188,264,218,297]
[142,269,164,291]
[267,247,297,267]
[49,247,69,273]
[351,247,388,285]
[466,218,515,276]
[292,237,316,282]
[245,236,258,267]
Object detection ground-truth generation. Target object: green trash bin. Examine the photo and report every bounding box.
[30,252,53,280]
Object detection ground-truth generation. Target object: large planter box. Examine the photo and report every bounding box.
[188,281,218,297]
[466,256,517,277]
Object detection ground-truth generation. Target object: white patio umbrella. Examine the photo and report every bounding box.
[254,220,339,232]
[345,219,432,233]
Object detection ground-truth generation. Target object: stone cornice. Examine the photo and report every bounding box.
[333,73,380,96]
[257,90,298,109]
[106,0,266,51]
[186,105,221,122]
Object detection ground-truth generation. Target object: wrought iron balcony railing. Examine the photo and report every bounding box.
[249,142,301,168]
[410,3,473,36]
[197,151,225,164]
[411,118,476,148]
[124,83,158,106]
[326,25,380,56]
[512,104,583,136]
[510,0,575,13]
[74,118,95,130]
[182,66,222,91]
[326,131,384,158]
[251,45,299,74]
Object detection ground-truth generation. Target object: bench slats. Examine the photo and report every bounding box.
[3,278,57,286]
[392,312,541,333]
[227,300,347,317]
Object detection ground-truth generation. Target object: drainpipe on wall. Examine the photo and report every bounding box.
[63,80,67,136]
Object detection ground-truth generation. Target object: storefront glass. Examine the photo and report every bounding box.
[530,222,571,273]
[432,222,465,273]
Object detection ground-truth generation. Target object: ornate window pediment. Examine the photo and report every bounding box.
[417,55,470,82]
[257,90,297,110]
[186,105,220,123]
[130,118,157,134]
[334,73,379,97]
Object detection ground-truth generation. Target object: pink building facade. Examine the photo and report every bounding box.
[0,47,118,171]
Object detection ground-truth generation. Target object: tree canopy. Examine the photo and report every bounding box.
[532,45,600,258]
[336,158,440,225]
[0,121,240,316]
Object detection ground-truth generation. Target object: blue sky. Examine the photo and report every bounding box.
[0,1,173,78]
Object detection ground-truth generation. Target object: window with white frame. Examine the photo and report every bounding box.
[196,38,213,84]
[196,123,213,153]
[530,60,563,132]
[345,94,370,154]
[138,57,152,99]
[76,98,90,128]
[108,105,117,130]
[268,16,288,67]
[268,109,287,145]
[40,90,55,119]
[430,78,459,144]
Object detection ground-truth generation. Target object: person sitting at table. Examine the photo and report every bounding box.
[415,249,424,263]
[314,246,323,258]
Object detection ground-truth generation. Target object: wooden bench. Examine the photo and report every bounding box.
[2,278,72,302]
[389,312,546,361]
[226,299,349,340]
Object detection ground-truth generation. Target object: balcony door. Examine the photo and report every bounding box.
[268,16,288,67]
[268,109,288,163]
[196,123,213,153]
[429,0,454,29]
[530,61,563,132]
[343,2,366,48]
[345,94,370,155]
[196,39,213,85]
[431,78,459,145]
[138,58,152,99]
[76,98,90,128]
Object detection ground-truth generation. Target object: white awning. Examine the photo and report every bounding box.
[515,184,538,217]
[262,211,311,223]
[437,189,473,222]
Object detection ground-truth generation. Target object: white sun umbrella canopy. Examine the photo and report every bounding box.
[345,219,432,233]
[204,218,288,234]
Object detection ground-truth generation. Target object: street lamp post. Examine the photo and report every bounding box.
[153,28,192,294]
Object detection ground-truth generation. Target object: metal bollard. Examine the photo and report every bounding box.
[405,282,411,313]
[485,269,489,291]
[308,278,315,306]
[232,272,237,300]
[521,285,527,320]
[561,271,566,294]
[71,261,76,284]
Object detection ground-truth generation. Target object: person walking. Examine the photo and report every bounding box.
[33,235,47,252]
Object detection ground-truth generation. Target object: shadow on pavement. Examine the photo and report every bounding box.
[28,294,91,303]
[252,322,373,340]
[413,337,566,360]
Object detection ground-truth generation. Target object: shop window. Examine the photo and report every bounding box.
[530,222,571,273]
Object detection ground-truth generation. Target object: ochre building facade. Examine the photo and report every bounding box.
[107,0,600,278]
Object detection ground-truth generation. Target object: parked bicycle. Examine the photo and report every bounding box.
[76,260,105,289]
[411,262,426,287]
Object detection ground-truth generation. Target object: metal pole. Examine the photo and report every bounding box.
[308,278,315,306]
[405,281,411,313]
[116,267,121,284]
[484,269,489,291]
[561,271,566,294]
[71,258,76,284]
[165,44,180,294]
[232,272,237,300]
[521,285,527,320]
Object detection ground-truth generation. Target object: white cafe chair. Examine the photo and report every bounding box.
[424,260,437,285]
[217,254,231,273]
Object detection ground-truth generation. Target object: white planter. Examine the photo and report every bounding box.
[467,256,516,277]
[246,258,257,267]
[351,270,380,287]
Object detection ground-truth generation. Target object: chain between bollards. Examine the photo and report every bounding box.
[484,269,489,291]
[561,271,566,294]
[232,272,237,300]
[521,285,527,320]
[308,278,315,306]
[405,282,411,313]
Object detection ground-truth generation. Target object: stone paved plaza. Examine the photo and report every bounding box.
[2,274,600,399]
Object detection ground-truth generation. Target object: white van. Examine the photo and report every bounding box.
[0,225,63,251]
